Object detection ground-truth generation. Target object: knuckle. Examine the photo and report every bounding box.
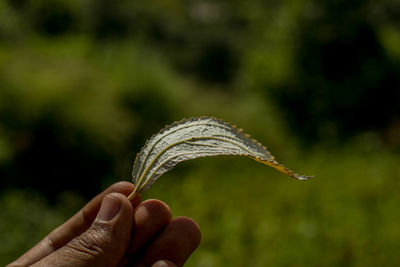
[65,223,110,260]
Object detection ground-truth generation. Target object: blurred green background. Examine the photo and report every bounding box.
[1,0,400,266]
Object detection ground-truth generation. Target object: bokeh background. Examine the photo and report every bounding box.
[1,0,400,266]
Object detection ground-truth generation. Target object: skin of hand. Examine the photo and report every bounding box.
[7,182,201,267]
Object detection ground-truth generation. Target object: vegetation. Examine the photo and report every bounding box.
[1,0,400,266]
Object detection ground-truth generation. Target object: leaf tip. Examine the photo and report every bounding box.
[293,174,314,181]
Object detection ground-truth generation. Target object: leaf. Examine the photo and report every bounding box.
[128,117,312,199]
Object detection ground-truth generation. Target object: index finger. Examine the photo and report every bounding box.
[8,182,140,267]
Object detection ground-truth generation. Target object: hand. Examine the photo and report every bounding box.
[8,182,201,267]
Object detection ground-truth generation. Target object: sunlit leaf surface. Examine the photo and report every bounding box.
[130,117,312,198]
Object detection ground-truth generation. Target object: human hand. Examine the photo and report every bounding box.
[8,182,201,267]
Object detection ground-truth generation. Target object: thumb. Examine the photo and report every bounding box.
[34,193,134,267]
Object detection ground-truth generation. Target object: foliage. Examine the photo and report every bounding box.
[0,38,182,198]
[0,189,84,265]
[264,0,400,143]
[2,146,400,266]
[153,147,400,266]
[0,0,400,266]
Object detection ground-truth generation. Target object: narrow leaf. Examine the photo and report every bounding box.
[129,117,312,199]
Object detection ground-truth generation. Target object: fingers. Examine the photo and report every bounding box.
[49,182,139,250]
[8,181,202,267]
[129,200,172,254]
[8,182,139,267]
[143,217,201,267]
[32,192,134,267]
[152,260,177,267]
[119,201,201,267]
[118,199,172,266]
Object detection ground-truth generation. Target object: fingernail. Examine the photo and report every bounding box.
[97,194,121,222]
[134,205,149,222]
[152,260,176,267]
